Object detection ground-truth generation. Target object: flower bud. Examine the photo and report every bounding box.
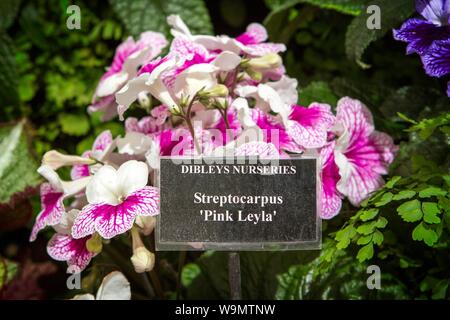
[198,84,229,98]
[137,92,151,109]
[246,53,282,71]
[42,150,95,170]
[86,233,103,254]
[131,247,155,273]
[135,216,156,236]
[246,69,262,82]
[169,104,183,116]
[130,226,155,273]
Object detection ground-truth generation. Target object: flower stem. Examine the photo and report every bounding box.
[176,251,187,299]
[184,94,202,155]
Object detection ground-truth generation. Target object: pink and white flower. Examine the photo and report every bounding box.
[115,43,240,119]
[167,15,285,56]
[334,97,398,206]
[72,160,159,239]
[235,79,294,127]
[287,103,336,149]
[71,130,114,180]
[90,32,167,120]
[125,105,170,135]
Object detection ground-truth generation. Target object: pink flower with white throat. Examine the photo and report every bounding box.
[72,160,159,239]
[334,97,398,206]
[90,32,168,120]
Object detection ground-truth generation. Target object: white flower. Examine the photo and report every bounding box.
[72,271,131,300]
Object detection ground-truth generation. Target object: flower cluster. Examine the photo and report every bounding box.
[394,0,450,97]
[30,16,397,273]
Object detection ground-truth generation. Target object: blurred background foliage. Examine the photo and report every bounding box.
[0,0,448,299]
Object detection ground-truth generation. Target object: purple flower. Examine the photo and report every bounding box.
[394,0,450,55]
[421,39,450,76]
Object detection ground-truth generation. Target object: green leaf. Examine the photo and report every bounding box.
[275,243,409,299]
[393,190,416,200]
[184,251,317,299]
[356,243,374,262]
[372,230,384,245]
[422,202,441,224]
[397,199,423,222]
[335,225,357,249]
[0,33,19,107]
[385,176,401,189]
[356,234,372,245]
[345,0,414,65]
[431,279,449,300]
[109,0,213,38]
[0,0,22,31]
[58,113,90,136]
[0,120,41,205]
[375,192,393,207]
[406,112,450,140]
[356,221,377,235]
[412,222,439,246]
[0,257,18,289]
[266,0,365,17]
[360,208,379,221]
[298,81,338,106]
[419,186,447,198]
[181,263,201,287]
[375,217,388,229]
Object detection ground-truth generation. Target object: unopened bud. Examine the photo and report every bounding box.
[246,53,282,71]
[86,233,103,254]
[199,84,229,98]
[135,216,156,236]
[42,150,94,170]
[131,247,155,273]
[246,69,262,82]
[169,104,183,116]
[137,92,151,109]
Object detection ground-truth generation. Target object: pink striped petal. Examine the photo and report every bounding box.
[243,43,286,56]
[288,103,335,148]
[235,141,279,156]
[336,97,374,144]
[71,151,91,180]
[320,142,342,219]
[371,131,398,166]
[335,97,396,206]
[72,186,159,239]
[236,23,268,45]
[93,130,113,152]
[30,183,65,241]
[47,233,95,273]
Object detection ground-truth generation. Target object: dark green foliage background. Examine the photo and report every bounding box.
[0,0,449,299]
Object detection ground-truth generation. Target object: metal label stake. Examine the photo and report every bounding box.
[228,252,242,300]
